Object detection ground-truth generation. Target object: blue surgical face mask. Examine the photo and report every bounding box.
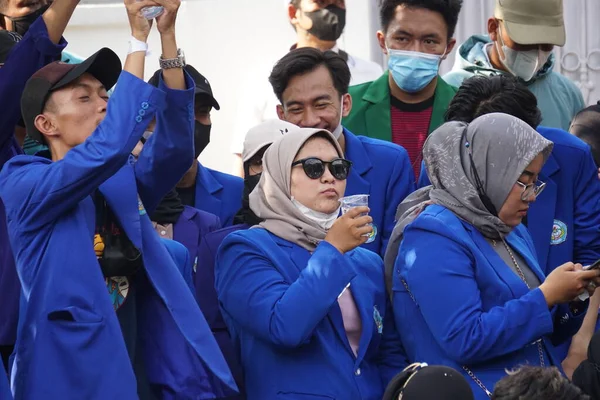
[386,48,444,93]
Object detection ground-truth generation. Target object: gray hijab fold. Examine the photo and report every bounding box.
[249,127,343,252]
[384,113,553,297]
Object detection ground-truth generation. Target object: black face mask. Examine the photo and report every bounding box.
[304,5,346,42]
[232,172,262,226]
[7,4,49,36]
[194,121,211,159]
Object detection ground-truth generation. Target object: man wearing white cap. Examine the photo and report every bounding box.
[444,0,585,131]
[230,0,383,177]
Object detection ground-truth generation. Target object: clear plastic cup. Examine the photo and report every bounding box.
[140,5,164,19]
[340,194,376,244]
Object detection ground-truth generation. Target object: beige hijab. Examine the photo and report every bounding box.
[249,127,344,251]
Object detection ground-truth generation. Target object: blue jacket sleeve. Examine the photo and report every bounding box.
[382,148,416,256]
[400,216,555,365]
[572,146,600,266]
[134,71,195,213]
[215,232,356,348]
[0,72,165,232]
[550,302,586,346]
[160,237,194,294]
[0,17,66,152]
[376,296,409,387]
[514,224,588,346]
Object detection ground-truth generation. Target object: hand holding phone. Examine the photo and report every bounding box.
[578,259,600,300]
[584,259,600,271]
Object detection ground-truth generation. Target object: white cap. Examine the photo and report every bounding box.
[242,119,299,162]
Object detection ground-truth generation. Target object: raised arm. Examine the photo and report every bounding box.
[0,0,165,231]
[133,0,194,212]
[0,0,82,152]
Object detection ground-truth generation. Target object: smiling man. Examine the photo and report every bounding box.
[269,47,415,258]
[343,0,461,181]
[230,0,383,177]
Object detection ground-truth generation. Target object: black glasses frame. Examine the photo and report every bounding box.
[292,157,352,180]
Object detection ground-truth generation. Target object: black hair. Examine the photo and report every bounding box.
[290,0,300,7]
[379,0,463,38]
[445,75,542,129]
[492,366,590,400]
[570,102,600,167]
[269,47,350,104]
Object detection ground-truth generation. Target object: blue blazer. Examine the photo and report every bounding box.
[196,223,250,400]
[392,205,585,400]
[344,129,416,258]
[0,362,9,400]
[194,162,243,227]
[0,17,66,348]
[215,228,407,400]
[0,72,236,399]
[171,205,221,291]
[417,126,600,275]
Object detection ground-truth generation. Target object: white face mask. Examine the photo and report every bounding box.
[496,26,552,82]
[291,197,340,230]
[331,96,345,139]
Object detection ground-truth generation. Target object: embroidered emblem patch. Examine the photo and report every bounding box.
[550,220,567,245]
[105,276,130,311]
[373,306,383,334]
[138,196,146,215]
[365,224,377,244]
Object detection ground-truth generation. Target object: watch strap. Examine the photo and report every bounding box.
[159,49,185,69]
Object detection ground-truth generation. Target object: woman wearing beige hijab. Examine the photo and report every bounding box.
[215,127,407,400]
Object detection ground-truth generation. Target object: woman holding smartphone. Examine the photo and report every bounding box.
[389,113,600,399]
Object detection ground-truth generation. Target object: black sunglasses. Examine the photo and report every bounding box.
[292,157,352,180]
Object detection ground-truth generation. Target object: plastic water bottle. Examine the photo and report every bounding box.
[140,5,164,19]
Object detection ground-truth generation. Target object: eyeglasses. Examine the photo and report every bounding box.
[515,179,546,201]
[291,157,352,180]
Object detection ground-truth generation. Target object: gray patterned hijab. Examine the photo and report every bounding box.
[384,113,553,296]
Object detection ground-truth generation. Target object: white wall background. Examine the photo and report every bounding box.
[64,0,600,174]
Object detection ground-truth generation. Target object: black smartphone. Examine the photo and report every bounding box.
[585,259,600,270]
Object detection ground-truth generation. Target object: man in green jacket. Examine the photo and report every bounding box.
[344,0,461,179]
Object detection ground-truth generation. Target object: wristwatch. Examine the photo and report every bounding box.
[159,49,186,69]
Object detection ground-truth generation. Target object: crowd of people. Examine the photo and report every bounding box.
[1,0,600,399]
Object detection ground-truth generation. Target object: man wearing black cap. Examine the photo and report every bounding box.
[149,65,243,227]
[0,0,79,373]
[0,0,237,397]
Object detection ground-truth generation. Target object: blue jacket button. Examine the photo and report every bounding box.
[136,115,143,123]
[141,102,149,109]
[138,109,145,116]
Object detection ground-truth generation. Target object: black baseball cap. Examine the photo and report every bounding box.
[148,64,220,110]
[21,47,122,143]
[0,31,22,65]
